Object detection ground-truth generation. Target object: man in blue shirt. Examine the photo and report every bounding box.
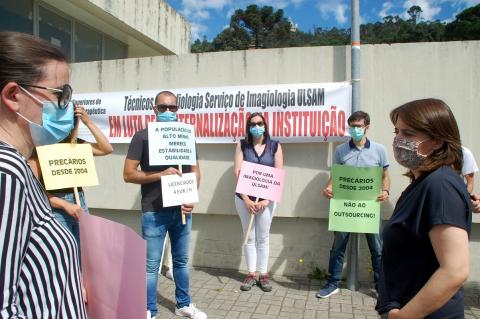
[317,110,391,298]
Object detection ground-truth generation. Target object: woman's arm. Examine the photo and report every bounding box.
[48,195,83,220]
[75,105,113,156]
[389,224,469,319]
[191,161,201,188]
[471,192,480,213]
[274,143,284,169]
[234,143,243,180]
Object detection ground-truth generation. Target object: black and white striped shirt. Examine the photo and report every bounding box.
[0,142,87,318]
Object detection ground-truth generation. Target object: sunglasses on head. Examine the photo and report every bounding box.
[19,83,73,109]
[155,104,178,112]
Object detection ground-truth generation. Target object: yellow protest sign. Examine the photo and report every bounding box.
[36,144,99,190]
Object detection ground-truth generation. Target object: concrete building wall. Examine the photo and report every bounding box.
[85,0,190,54]
[46,0,191,56]
[71,41,480,282]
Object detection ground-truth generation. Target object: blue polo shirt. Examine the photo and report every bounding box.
[334,139,389,169]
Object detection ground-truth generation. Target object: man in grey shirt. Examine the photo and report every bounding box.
[317,111,391,298]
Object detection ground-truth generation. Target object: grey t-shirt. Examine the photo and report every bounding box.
[126,128,192,212]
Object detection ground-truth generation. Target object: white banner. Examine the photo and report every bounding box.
[73,82,351,144]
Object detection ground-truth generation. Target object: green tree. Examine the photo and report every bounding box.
[445,4,480,40]
[189,3,480,53]
[407,5,423,24]
[228,4,295,49]
[212,27,250,51]
[191,36,213,53]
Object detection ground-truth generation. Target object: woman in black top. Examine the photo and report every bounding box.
[0,32,86,318]
[377,99,471,319]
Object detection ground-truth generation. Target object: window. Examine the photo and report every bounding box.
[39,6,71,60]
[0,0,33,34]
[75,23,102,62]
[104,36,127,60]
[0,2,128,62]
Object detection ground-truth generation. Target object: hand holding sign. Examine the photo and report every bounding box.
[181,203,194,214]
[235,162,286,203]
[328,164,383,234]
[63,202,84,221]
[149,122,197,224]
[161,172,199,208]
[235,161,286,244]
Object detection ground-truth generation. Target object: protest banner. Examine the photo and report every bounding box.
[328,164,383,233]
[235,161,286,244]
[161,172,199,207]
[147,122,196,166]
[36,143,98,190]
[73,82,351,144]
[80,214,146,319]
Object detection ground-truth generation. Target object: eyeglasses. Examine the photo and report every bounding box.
[155,104,178,112]
[249,121,265,127]
[348,124,365,129]
[19,83,73,109]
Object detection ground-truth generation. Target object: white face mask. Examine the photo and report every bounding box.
[18,87,74,146]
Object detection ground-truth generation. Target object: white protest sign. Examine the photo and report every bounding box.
[161,173,199,207]
[148,122,196,166]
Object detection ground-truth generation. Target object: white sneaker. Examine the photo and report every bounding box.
[175,303,207,319]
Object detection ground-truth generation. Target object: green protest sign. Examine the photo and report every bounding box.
[332,164,382,200]
[328,164,383,233]
[329,200,381,233]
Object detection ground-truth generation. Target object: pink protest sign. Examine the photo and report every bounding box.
[79,214,146,319]
[235,161,286,202]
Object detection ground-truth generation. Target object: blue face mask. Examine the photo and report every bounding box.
[349,126,365,142]
[249,125,265,137]
[18,87,74,146]
[157,111,177,122]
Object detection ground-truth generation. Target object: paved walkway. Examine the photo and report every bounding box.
[154,267,480,319]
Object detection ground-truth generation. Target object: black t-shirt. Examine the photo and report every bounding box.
[376,166,472,318]
[126,128,192,212]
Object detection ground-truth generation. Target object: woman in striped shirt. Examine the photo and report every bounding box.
[0,32,87,318]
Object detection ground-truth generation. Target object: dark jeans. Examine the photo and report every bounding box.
[327,231,382,286]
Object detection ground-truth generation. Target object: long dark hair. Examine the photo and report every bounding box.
[390,98,462,179]
[0,31,68,91]
[245,112,270,146]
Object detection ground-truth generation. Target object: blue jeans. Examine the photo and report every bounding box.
[142,207,192,316]
[51,190,89,251]
[327,231,382,287]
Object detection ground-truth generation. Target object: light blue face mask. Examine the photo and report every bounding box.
[349,126,365,142]
[249,125,265,137]
[18,87,74,146]
[157,111,177,122]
